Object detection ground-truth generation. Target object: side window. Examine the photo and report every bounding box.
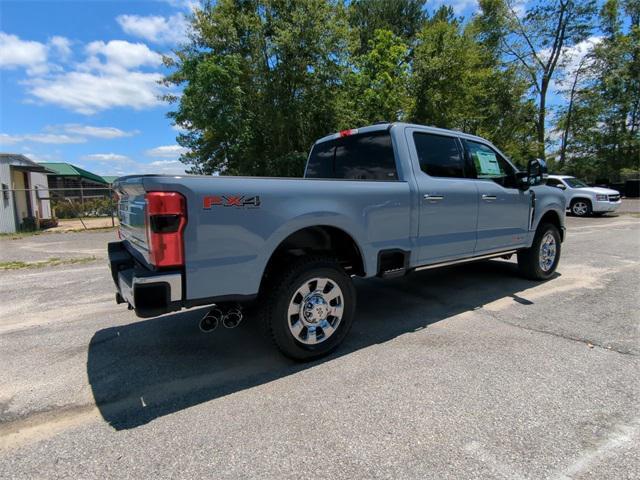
[413,132,465,178]
[465,140,516,188]
[306,131,398,181]
[546,178,560,188]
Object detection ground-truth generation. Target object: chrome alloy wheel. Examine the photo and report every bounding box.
[572,201,589,216]
[539,232,557,272]
[287,277,344,345]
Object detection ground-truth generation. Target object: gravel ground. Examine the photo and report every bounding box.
[0,215,638,479]
[619,198,640,214]
[0,230,114,263]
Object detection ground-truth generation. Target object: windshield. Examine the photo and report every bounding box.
[564,178,589,188]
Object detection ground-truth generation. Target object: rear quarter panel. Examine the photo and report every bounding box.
[141,176,411,301]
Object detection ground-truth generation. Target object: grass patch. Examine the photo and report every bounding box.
[0,256,97,270]
[0,226,117,240]
[0,231,45,239]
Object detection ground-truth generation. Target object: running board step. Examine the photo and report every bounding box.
[414,250,518,272]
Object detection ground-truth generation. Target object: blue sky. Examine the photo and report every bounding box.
[0,0,593,175]
[0,0,197,176]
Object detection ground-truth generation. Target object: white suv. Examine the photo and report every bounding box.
[546,175,622,217]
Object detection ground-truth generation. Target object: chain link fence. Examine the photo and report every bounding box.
[4,186,117,232]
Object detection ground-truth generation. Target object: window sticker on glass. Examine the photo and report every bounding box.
[476,150,501,176]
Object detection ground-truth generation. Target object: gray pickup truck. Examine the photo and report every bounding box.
[109,122,566,360]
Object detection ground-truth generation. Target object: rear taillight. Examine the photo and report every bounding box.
[145,191,187,267]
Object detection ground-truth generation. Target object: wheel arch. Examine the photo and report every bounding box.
[536,209,564,241]
[570,196,592,207]
[259,225,366,295]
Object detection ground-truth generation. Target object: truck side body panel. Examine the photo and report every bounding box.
[113,122,566,314]
[139,175,412,302]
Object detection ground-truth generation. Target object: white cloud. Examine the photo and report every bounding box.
[49,36,72,60]
[550,36,602,95]
[55,124,138,139]
[147,159,188,174]
[0,132,85,145]
[23,39,167,114]
[80,153,187,176]
[164,0,201,13]
[117,14,188,45]
[84,40,162,70]
[146,144,188,159]
[27,70,165,114]
[3,31,171,115]
[0,32,74,75]
[0,133,21,146]
[1,124,137,147]
[0,32,48,75]
[83,153,131,162]
[430,0,478,14]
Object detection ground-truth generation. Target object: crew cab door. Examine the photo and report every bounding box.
[462,139,531,253]
[406,129,479,264]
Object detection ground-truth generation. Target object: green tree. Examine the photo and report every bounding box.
[498,0,597,159]
[411,8,479,129]
[467,0,538,164]
[553,0,640,179]
[409,5,536,165]
[348,0,427,54]
[347,29,411,124]
[165,0,350,176]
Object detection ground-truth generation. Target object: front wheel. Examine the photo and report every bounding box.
[517,223,561,280]
[570,199,592,217]
[262,256,356,361]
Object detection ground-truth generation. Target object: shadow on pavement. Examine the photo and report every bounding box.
[87,259,557,430]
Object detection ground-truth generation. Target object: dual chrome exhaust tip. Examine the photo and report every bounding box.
[199,306,243,332]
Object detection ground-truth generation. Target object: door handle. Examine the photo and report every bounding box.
[481,194,497,201]
[424,194,444,202]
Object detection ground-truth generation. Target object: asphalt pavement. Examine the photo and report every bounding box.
[0,214,638,479]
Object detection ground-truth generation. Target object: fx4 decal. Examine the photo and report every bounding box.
[203,195,261,209]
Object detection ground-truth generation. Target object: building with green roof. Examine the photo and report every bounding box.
[101,175,120,185]
[39,162,110,201]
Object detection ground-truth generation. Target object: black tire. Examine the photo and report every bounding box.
[570,198,592,217]
[517,223,561,280]
[262,256,356,361]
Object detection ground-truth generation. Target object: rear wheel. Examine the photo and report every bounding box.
[517,223,561,280]
[570,199,592,217]
[262,256,356,361]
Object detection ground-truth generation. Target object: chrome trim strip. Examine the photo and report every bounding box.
[414,250,518,272]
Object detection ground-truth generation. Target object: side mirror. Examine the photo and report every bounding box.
[525,158,548,188]
[556,183,567,190]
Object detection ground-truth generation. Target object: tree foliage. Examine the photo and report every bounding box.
[554,0,639,179]
[165,0,636,180]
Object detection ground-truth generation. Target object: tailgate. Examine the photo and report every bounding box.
[115,178,150,263]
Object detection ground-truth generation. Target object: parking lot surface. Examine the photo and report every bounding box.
[1,214,639,479]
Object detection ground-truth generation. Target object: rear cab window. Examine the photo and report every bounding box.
[305,131,398,181]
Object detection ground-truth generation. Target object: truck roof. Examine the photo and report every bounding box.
[314,122,489,145]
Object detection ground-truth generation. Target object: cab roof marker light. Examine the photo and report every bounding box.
[339,129,358,137]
